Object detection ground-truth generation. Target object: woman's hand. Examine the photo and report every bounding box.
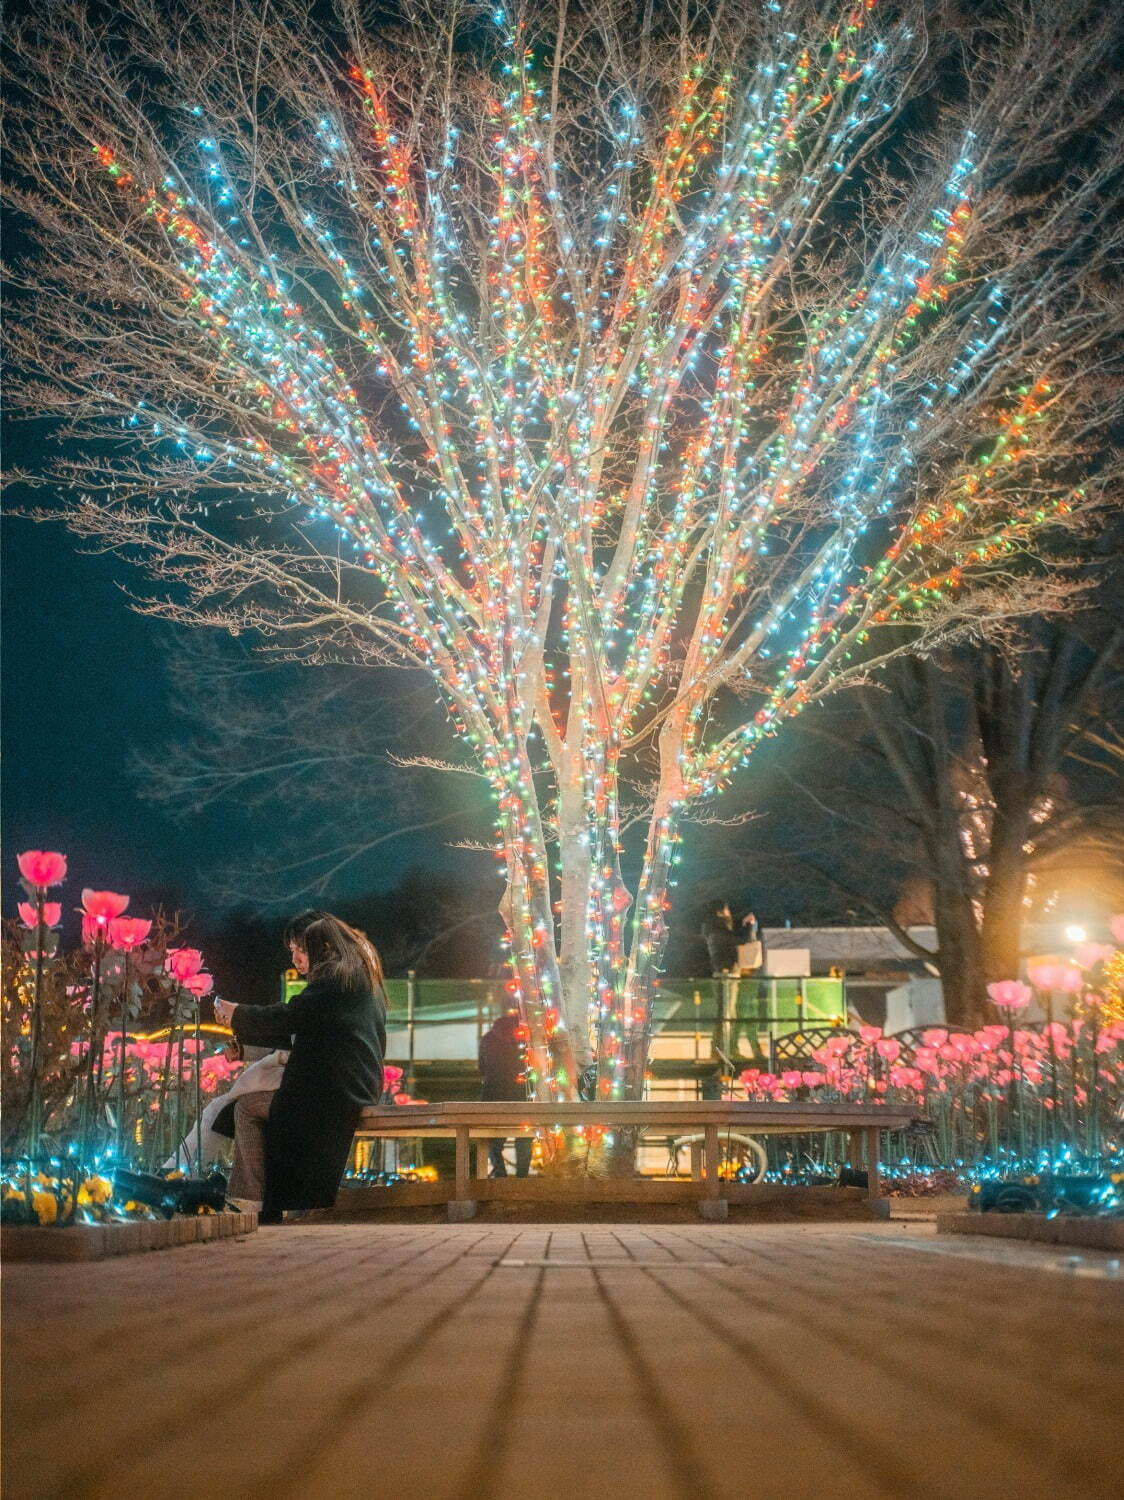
[214,998,238,1027]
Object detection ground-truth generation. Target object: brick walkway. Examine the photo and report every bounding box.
[4,1221,1122,1499]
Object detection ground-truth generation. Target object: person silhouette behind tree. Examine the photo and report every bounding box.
[479,1010,531,1178]
[701,900,739,976]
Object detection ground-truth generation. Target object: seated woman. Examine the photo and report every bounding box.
[213,912,386,1224]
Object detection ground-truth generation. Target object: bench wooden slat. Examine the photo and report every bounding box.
[336,1179,873,1210]
[358,1100,917,1133]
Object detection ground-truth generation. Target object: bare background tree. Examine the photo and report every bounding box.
[773,610,1124,1024]
[132,631,487,903]
[6,0,1122,1098]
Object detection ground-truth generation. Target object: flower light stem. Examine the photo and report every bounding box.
[80,934,106,1159]
[26,892,47,1159]
[114,950,132,1164]
[193,1001,203,1173]
[150,986,180,1172]
[1044,988,1059,1164]
[174,1012,187,1173]
[1087,1001,1100,1161]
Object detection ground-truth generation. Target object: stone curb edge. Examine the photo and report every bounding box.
[936,1211,1124,1252]
[1,1210,258,1262]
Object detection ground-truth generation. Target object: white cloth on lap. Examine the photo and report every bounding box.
[162,1049,289,1170]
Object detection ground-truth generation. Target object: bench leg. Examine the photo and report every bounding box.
[703,1124,720,1193]
[698,1199,729,1221]
[865,1126,888,1217]
[848,1126,888,1217]
[476,1141,489,1179]
[449,1125,477,1221]
[698,1124,726,1220]
[689,1140,703,1181]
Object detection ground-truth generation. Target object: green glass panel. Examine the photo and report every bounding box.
[276,974,845,1035]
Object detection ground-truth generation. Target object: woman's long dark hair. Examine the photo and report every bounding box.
[284,910,384,996]
[284,910,329,947]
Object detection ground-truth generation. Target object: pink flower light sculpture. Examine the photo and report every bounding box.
[81,889,129,924]
[18,902,61,929]
[181,971,214,997]
[166,947,204,982]
[107,916,152,950]
[17,850,68,888]
[1073,942,1113,971]
[1027,963,1083,994]
[987,980,1031,1011]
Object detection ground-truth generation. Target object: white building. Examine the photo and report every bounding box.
[761,925,941,1029]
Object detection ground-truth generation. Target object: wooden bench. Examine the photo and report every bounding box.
[353,1100,918,1220]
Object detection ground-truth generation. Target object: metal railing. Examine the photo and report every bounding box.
[283,970,848,1068]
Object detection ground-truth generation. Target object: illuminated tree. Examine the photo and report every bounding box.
[6,0,1121,1099]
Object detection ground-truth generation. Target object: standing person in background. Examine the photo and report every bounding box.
[479,1010,531,1178]
[735,905,768,1052]
[701,900,739,976]
[737,907,764,973]
[701,901,740,1062]
[213,912,386,1223]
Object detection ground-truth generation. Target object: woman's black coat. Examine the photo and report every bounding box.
[231,975,385,1213]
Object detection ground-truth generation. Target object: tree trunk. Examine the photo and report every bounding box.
[932,883,986,1027]
[980,800,1033,984]
[615,719,688,1098]
[496,744,581,1101]
[556,752,596,1072]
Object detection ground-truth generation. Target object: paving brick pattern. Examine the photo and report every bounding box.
[4,1221,1122,1499]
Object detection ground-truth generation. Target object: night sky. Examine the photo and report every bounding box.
[2,490,231,915]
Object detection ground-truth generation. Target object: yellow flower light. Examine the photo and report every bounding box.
[30,1191,58,1225]
[78,1176,113,1207]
